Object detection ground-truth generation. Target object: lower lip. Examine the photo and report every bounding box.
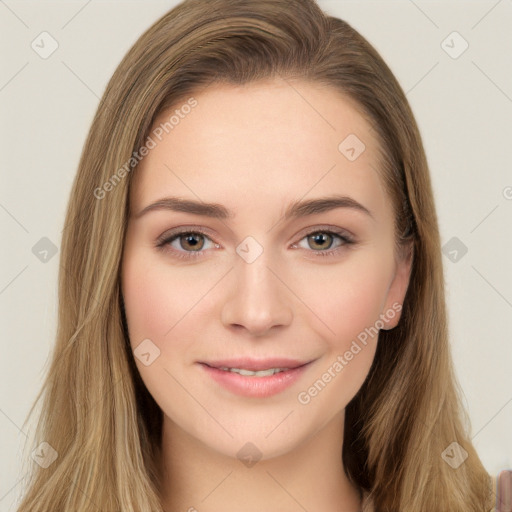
[198,362,311,398]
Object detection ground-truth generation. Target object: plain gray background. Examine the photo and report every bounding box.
[1,1,511,510]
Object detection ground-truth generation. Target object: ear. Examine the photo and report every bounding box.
[381,241,413,330]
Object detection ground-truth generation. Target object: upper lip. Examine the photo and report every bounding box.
[200,357,311,371]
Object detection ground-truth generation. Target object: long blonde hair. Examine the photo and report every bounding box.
[17,0,495,510]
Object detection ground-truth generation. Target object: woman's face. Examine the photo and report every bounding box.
[121,78,412,460]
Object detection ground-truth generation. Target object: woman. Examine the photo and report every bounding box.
[17,0,496,510]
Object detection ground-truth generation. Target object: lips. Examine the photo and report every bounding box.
[200,357,310,372]
[198,358,314,398]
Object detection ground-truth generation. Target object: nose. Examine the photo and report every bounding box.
[220,253,293,337]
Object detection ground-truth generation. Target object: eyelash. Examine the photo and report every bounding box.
[155,226,355,261]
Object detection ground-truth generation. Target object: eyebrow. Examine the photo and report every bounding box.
[133,194,374,221]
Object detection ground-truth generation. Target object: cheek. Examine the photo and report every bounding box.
[292,252,393,407]
[299,253,393,346]
[121,251,202,414]
[122,263,170,344]
[122,251,205,346]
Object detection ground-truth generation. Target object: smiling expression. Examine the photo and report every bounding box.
[121,78,412,460]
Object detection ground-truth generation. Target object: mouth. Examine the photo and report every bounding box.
[197,357,314,398]
[209,367,292,377]
[200,357,310,372]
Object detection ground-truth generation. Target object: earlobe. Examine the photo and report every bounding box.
[381,242,413,330]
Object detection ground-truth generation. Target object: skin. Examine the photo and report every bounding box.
[121,78,412,512]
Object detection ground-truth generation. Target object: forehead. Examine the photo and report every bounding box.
[130,79,390,222]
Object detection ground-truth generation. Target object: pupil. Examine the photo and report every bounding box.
[311,233,331,249]
[183,234,202,250]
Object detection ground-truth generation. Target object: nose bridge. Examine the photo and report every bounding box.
[220,245,293,334]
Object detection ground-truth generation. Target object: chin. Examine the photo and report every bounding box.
[194,413,319,463]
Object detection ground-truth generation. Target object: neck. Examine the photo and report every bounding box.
[158,410,362,512]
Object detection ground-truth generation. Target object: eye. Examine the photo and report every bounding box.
[293,228,355,257]
[155,226,355,261]
[155,228,219,260]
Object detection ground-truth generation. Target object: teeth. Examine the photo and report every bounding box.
[218,367,289,377]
